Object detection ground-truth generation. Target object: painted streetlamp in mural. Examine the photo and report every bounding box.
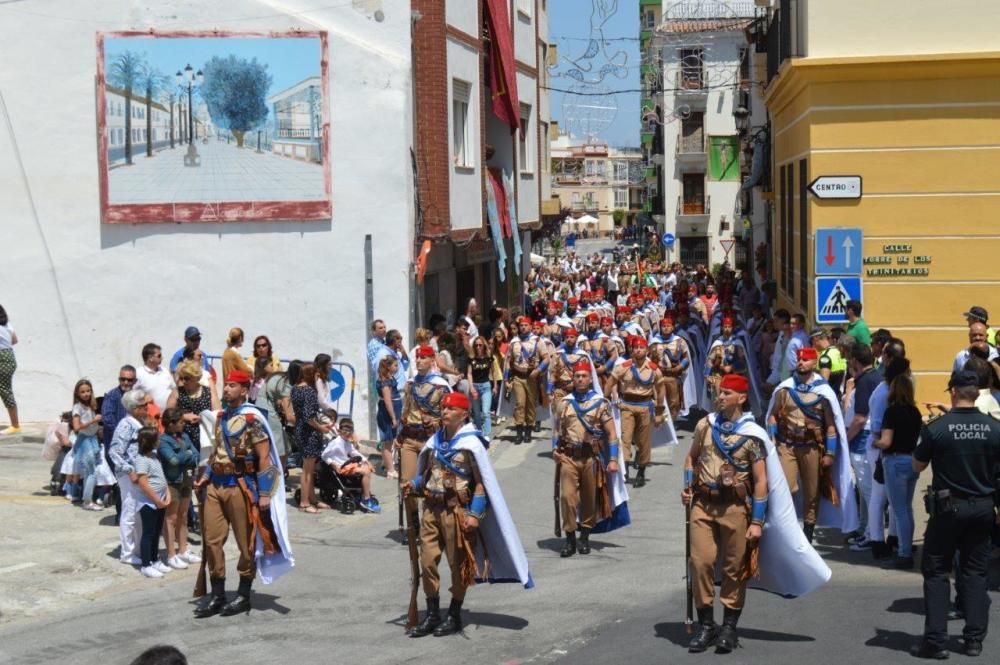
[98,32,330,224]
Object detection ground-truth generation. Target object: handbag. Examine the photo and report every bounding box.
[873,455,885,484]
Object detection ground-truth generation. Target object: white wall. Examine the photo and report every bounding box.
[447,38,483,232]
[445,0,478,37]
[516,70,539,225]
[0,0,414,438]
[513,2,535,67]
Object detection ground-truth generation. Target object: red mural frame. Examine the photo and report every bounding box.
[96,30,331,224]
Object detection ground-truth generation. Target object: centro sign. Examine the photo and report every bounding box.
[807,175,863,200]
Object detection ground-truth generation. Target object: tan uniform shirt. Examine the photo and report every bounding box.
[548,349,590,393]
[403,378,448,429]
[507,335,541,375]
[425,448,478,495]
[554,393,613,447]
[211,412,268,467]
[771,384,830,446]
[692,417,766,490]
[611,360,661,401]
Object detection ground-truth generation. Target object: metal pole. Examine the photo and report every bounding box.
[364,234,377,440]
[187,83,193,145]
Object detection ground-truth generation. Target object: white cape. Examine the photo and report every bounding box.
[416,424,533,588]
[764,376,859,534]
[705,413,831,598]
[649,333,698,419]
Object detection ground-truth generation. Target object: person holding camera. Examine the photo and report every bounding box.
[911,369,1000,659]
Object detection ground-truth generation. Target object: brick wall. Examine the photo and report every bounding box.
[413,0,450,238]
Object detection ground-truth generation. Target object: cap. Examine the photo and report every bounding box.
[563,327,579,338]
[225,370,251,385]
[415,345,436,359]
[947,370,979,390]
[963,306,989,323]
[571,360,592,374]
[586,312,599,323]
[441,392,471,410]
[719,374,749,393]
[809,327,828,339]
[184,326,201,339]
[797,347,819,361]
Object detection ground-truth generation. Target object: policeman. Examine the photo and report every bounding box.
[505,316,542,444]
[911,370,1000,659]
[812,328,847,397]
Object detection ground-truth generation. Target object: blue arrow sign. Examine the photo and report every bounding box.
[662,232,675,247]
[815,228,862,276]
[815,276,862,324]
[328,368,346,402]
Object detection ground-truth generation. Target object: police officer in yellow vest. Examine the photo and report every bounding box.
[811,328,847,397]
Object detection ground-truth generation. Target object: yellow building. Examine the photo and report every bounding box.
[761,0,1000,404]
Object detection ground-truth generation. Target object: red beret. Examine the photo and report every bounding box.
[563,327,579,338]
[660,315,675,326]
[548,300,561,309]
[720,374,749,393]
[517,316,533,325]
[629,336,648,348]
[595,287,605,295]
[797,347,819,361]
[415,345,436,359]
[586,312,599,323]
[568,297,579,305]
[722,317,735,327]
[571,360,592,374]
[601,316,613,325]
[225,370,251,385]
[441,391,470,410]
[616,306,631,315]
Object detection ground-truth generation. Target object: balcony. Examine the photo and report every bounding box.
[674,70,708,103]
[677,195,710,221]
[644,165,657,180]
[640,130,654,145]
[676,131,708,166]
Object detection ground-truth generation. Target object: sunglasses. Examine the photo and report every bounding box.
[119,377,135,382]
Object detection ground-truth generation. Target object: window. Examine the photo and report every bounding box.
[452,79,473,168]
[614,161,628,182]
[643,10,656,30]
[585,160,605,178]
[517,0,532,18]
[571,192,582,209]
[614,188,628,209]
[585,192,597,210]
[519,102,533,173]
[540,121,550,172]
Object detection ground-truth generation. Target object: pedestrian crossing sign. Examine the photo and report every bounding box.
[815,276,862,324]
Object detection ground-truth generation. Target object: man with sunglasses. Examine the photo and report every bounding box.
[170,326,211,373]
[101,365,137,525]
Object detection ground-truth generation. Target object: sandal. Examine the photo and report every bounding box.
[298,505,319,514]
[315,502,332,510]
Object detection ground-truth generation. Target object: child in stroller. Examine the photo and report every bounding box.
[318,417,380,514]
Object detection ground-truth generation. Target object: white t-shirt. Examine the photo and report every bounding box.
[321,436,362,468]
[135,364,176,410]
[0,325,14,351]
[71,403,100,437]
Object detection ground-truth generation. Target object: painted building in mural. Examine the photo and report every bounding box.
[268,76,324,163]
[759,0,1000,405]
[0,0,414,437]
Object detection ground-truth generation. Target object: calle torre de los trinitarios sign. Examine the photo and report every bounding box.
[863,244,933,277]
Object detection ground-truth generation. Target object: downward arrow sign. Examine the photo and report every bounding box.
[824,235,835,266]
[841,236,854,268]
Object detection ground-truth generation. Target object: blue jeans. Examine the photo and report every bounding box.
[471,381,493,437]
[73,434,100,504]
[882,453,918,557]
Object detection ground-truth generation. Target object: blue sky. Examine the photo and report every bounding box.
[105,36,321,99]
[547,0,639,147]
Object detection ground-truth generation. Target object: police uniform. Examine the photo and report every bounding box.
[818,344,847,396]
[506,321,542,443]
[553,379,618,556]
[608,341,663,487]
[400,361,450,515]
[912,373,1000,658]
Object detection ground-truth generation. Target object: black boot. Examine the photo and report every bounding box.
[194,578,227,618]
[871,541,893,560]
[514,426,523,445]
[534,420,541,433]
[220,577,252,616]
[803,522,815,544]
[433,598,464,636]
[633,466,647,489]
[716,608,741,653]
[522,425,533,443]
[410,597,441,637]
[577,529,591,555]
[688,607,718,653]
[560,532,577,558]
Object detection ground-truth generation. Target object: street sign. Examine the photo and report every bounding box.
[328,367,346,402]
[719,238,735,257]
[815,227,862,276]
[808,175,862,200]
[815,276,862,324]
[662,232,675,247]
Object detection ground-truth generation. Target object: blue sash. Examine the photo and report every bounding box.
[787,380,826,423]
[410,377,444,417]
[432,430,486,478]
[711,418,752,472]
[566,392,606,439]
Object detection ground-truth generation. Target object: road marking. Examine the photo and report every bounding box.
[0,562,37,575]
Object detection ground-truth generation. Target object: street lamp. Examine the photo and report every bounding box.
[734,104,750,134]
[176,64,204,167]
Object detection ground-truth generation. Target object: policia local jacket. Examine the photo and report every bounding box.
[914,407,1000,501]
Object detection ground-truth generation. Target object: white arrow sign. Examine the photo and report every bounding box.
[841,235,854,268]
[808,175,862,200]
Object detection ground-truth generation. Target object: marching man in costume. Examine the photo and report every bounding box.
[651,314,694,420]
[193,370,293,618]
[681,374,834,654]
[546,327,592,406]
[704,317,748,403]
[765,347,858,543]
[552,360,629,557]
[403,392,533,637]
[605,336,666,488]
[504,316,542,445]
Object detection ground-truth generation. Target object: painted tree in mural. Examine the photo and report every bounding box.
[139,64,170,157]
[200,55,271,147]
[107,50,145,165]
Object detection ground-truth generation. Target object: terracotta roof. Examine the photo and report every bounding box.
[657,18,753,34]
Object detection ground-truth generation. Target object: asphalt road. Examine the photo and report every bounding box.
[1,418,998,665]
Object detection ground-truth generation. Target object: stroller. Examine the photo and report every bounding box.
[295,457,375,514]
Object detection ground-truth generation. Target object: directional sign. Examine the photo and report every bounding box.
[662,232,675,247]
[808,175,862,200]
[719,238,735,257]
[815,227,863,276]
[815,276,862,324]
[328,367,346,402]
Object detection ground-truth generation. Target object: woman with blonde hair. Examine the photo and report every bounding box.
[221,327,252,378]
[167,359,220,452]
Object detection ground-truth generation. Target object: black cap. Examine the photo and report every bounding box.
[946,370,978,390]
[809,327,828,339]
[184,326,201,340]
[963,306,988,323]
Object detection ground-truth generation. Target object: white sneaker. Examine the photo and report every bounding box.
[121,555,142,566]
[168,555,189,570]
[181,550,202,564]
[140,566,164,579]
[152,560,171,574]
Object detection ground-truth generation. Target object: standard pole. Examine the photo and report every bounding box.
[364,234,376,440]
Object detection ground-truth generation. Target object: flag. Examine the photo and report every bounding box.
[484,0,520,133]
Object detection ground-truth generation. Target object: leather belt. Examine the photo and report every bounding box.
[210,460,256,476]
[400,424,433,440]
[693,483,748,503]
[623,393,653,403]
[423,488,471,509]
[557,441,594,460]
[511,368,534,379]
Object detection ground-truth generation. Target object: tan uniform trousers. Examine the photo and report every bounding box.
[662,375,682,418]
[560,455,598,533]
[510,375,538,426]
[690,498,750,610]
[399,435,427,519]
[204,483,255,581]
[419,505,472,601]
[619,402,652,467]
[778,443,821,524]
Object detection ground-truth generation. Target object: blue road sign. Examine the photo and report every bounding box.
[662,232,675,247]
[328,368,346,402]
[815,276,862,324]
[815,228,862,276]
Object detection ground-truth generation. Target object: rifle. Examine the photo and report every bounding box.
[193,472,208,598]
[405,505,421,632]
[685,498,694,634]
[394,446,404,542]
[553,460,562,538]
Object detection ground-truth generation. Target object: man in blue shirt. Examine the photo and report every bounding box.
[844,345,880,548]
[367,319,387,375]
[169,326,210,372]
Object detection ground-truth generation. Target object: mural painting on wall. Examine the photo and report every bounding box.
[96,31,330,224]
